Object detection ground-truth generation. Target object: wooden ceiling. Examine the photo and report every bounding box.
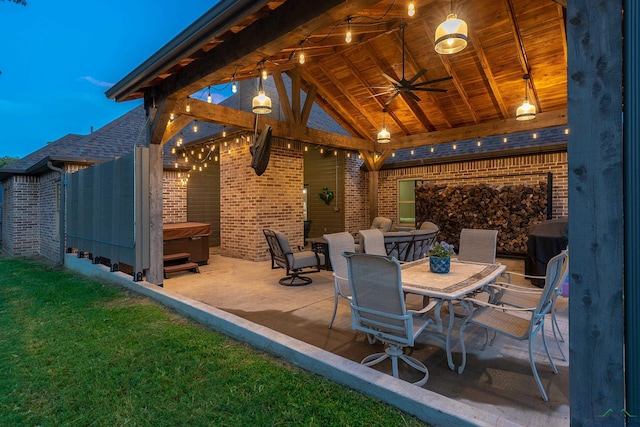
[107,0,568,163]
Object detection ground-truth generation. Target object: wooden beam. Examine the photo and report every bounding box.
[300,67,373,138]
[290,67,302,125]
[391,109,567,149]
[466,30,510,119]
[157,0,384,100]
[419,19,479,124]
[162,115,193,144]
[272,71,295,124]
[182,97,373,151]
[299,83,316,128]
[146,94,179,145]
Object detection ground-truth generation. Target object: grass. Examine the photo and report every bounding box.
[0,257,428,426]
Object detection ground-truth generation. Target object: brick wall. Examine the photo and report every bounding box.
[220,139,304,261]
[344,153,368,233]
[163,170,187,223]
[2,175,40,256]
[39,171,61,260]
[376,152,568,223]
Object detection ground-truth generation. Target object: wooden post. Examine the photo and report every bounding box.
[567,0,625,423]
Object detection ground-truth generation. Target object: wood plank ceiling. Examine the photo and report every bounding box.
[107,0,567,164]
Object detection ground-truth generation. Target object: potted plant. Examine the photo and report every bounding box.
[428,241,455,274]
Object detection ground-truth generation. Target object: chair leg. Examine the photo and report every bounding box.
[361,345,429,387]
[328,292,339,329]
[279,272,313,286]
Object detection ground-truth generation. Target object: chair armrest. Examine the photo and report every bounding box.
[486,282,544,295]
[462,297,537,311]
[502,270,545,281]
[409,299,438,316]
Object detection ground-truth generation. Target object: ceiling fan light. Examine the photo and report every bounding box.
[516,100,536,121]
[435,14,468,54]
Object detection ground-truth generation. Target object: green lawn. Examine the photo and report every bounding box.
[0,257,428,426]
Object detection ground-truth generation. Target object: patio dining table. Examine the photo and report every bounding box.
[401,258,506,373]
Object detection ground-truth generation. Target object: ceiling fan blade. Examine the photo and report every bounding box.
[365,91,396,99]
[407,69,427,85]
[381,73,400,86]
[407,91,422,102]
[385,92,400,105]
[412,87,448,93]
[412,76,454,87]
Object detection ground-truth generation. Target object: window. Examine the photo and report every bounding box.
[398,179,423,227]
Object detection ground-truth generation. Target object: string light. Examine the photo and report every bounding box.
[408,1,415,16]
[232,82,237,93]
[262,69,268,80]
[345,18,352,43]
[207,86,212,103]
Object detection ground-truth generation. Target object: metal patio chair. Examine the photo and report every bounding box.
[323,232,355,328]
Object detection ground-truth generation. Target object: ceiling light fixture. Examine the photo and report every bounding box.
[408,1,416,17]
[252,71,272,115]
[435,0,468,54]
[377,109,391,144]
[345,18,352,43]
[516,74,536,121]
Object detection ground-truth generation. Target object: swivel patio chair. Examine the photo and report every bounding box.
[263,229,323,286]
[359,228,387,256]
[323,232,355,329]
[460,250,568,401]
[457,228,498,264]
[344,252,437,386]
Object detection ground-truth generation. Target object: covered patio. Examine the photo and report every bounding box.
[98,0,633,425]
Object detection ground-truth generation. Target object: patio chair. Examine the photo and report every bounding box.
[323,232,355,329]
[343,252,437,386]
[406,229,438,262]
[263,229,323,286]
[370,216,393,232]
[359,228,387,256]
[460,250,568,401]
[457,228,498,264]
[490,248,570,361]
[383,231,414,262]
[419,221,440,233]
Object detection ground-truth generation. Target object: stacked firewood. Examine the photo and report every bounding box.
[415,182,548,254]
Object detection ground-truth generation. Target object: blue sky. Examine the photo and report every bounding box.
[1,0,225,159]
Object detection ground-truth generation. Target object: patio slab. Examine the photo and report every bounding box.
[66,250,569,426]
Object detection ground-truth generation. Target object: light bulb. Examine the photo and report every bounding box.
[193,124,198,132]
[299,51,305,64]
[232,82,237,93]
[408,2,415,16]
[262,69,268,80]
[185,103,191,113]
[345,29,352,43]
[207,93,212,103]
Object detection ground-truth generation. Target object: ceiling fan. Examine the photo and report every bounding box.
[371,23,453,105]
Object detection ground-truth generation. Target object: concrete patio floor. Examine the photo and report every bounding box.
[159,248,570,427]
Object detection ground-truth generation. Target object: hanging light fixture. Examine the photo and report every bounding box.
[408,1,416,17]
[377,109,390,144]
[207,86,212,103]
[516,74,536,121]
[345,17,352,43]
[298,45,305,64]
[252,72,272,115]
[232,81,237,93]
[434,0,468,54]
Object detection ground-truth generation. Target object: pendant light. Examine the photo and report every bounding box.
[434,0,467,54]
[206,86,212,103]
[252,73,272,115]
[516,74,536,121]
[377,109,390,144]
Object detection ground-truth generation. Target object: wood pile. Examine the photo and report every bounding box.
[415,182,548,254]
